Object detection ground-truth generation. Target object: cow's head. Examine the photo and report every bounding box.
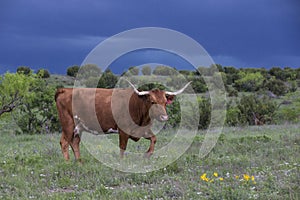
[127,80,191,122]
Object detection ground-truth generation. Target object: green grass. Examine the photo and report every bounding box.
[0,125,299,199]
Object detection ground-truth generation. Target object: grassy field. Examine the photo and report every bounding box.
[0,124,299,199]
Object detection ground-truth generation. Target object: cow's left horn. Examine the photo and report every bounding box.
[126,79,150,96]
[165,81,192,96]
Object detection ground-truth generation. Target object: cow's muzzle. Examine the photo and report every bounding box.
[159,115,169,122]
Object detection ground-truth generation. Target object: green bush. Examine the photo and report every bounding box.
[234,72,264,92]
[165,96,211,130]
[198,97,211,129]
[66,65,80,77]
[97,70,118,88]
[269,67,297,81]
[13,77,60,134]
[127,66,139,76]
[264,79,288,96]
[237,94,278,125]
[141,66,151,75]
[287,80,297,93]
[37,69,50,78]
[275,107,300,123]
[227,86,238,97]
[190,77,207,93]
[77,64,101,80]
[225,94,279,126]
[275,99,300,123]
[153,66,177,76]
[17,66,31,75]
[165,98,181,128]
[226,107,240,126]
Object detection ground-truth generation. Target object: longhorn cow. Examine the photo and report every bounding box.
[55,80,191,161]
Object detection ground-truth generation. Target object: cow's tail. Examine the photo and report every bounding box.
[55,88,65,102]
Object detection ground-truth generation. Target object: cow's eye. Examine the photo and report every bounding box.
[151,101,157,104]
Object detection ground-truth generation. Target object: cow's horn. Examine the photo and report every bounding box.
[126,79,150,96]
[165,81,192,96]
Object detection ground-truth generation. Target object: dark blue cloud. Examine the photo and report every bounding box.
[0,0,299,74]
[108,49,196,74]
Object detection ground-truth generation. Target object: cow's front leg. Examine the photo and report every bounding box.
[119,130,129,158]
[145,135,157,158]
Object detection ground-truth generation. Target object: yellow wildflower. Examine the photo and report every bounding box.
[213,172,218,177]
[219,177,224,181]
[235,175,239,179]
[251,176,255,181]
[200,173,209,182]
[243,174,250,181]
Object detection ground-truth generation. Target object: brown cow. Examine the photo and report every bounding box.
[55,80,191,161]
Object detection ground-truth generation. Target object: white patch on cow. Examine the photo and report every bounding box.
[74,124,82,137]
[107,128,118,133]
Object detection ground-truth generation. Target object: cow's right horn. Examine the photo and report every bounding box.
[165,81,192,96]
[126,79,150,96]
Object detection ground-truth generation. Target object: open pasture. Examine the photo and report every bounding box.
[0,124,299,199]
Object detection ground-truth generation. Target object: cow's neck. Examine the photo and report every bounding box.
[129,93,152,127]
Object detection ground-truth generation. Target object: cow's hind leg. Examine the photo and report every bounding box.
[70,135,81,162]
[60,120,79,161]
[60,132,70,161]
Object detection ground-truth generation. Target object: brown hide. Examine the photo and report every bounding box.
[55,87,171,160]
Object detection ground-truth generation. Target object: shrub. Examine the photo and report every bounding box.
[275,107,300,123]
[66,65,80,77]
[37,69,50,78]
[226,107,240,126]
[190,77,207,93]
[128,66,139,76]
[153,66,177,76]
[198,97,211,129]
[165,98,181,128]
[141,66,151,75]
[97,70,118,88]
[264,79,288,96]
[165,96,211,130]
[17,66,31,75]
[77,64,101,80]
[12,77,60,134]
[234,72,264,92]
[237,94,278,125]
[287,80,297,93]
[269,67,297,81]
[227,86,238,97]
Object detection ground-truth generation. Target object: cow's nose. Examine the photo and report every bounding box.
[160,115,169,121]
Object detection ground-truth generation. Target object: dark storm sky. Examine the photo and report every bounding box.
[0,0,299,74]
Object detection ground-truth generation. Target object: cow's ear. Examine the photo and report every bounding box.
[166,94,175,105]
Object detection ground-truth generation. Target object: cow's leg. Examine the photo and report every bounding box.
[60,119,77,161]
[145,135,157,158]
[60,132,70,161]
[70,135,81,162]
[119,130,129,158]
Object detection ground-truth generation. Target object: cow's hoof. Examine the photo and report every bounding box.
[76,158,83,164]
[144,152,152,159]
